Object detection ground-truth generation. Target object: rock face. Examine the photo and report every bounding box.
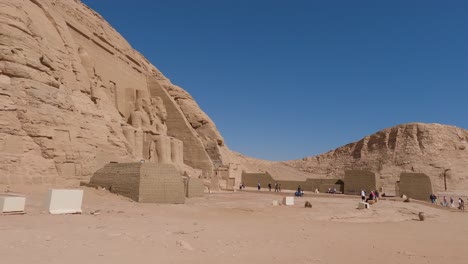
[285,123,468,192]
[0,0,227,185]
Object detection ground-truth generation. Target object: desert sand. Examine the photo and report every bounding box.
[1,186,467,264]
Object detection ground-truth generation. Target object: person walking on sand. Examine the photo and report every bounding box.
[450,197,454,208]
[257,182,261,191]
[268,182,272,192]
[441,196,448,207]
[274,182,278,192]
[360,189,366,201]
[458,198,465,211]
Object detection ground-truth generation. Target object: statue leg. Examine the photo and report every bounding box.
[155,135,172,164]
[134,130,144,160]
[122,126,136,156]
[170,137,184,164]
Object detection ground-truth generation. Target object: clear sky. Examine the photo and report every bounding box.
[82,0,467,161]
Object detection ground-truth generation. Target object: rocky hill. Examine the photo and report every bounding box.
[0,0,234,185]
[284,123,468,192]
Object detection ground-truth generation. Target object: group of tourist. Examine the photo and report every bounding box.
[432,194,466,211]
[254,182,282,192]
[295,185,304,197]
[246,183,466,212]
[361,189,380,203]
[274,183,282,192]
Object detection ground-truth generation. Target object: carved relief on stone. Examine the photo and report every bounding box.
[153,135,172,164]
[130,97,152,132]
[134,130,144,160]
[77,46,94,76]
[90,75,109,105]
[128,90,167,135]
[143,134,183,165]
[122,124,136,156]
[123,90,180,164]
[171,138,184,165]
[150,97,168,135]
[77,46,110,105]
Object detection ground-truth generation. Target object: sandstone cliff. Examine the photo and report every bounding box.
[0,0,228,185]
[284,123,468,192]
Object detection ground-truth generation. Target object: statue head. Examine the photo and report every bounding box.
[141,98,152,113]
[77,46,95,76]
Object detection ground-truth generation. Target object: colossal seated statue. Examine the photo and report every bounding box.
[150,97,168,135]
[78,46,111,106]
[130,97,153,132]
[123,91,182,165]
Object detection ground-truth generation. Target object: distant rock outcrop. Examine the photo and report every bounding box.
[285,123,468,192]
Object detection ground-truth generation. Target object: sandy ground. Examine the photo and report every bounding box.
[1,186,467,264]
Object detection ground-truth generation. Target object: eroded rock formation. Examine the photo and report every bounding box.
[285,123,468,192]
[0,0,228,185]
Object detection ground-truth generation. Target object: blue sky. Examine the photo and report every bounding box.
[82,0,468,161]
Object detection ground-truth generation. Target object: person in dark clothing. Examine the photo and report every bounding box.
[274,182,278,192]
[295,185,304,197]
[366,191,375,202]
[458,198,465,211]
[257,182,261,191]
[268,182,272,192]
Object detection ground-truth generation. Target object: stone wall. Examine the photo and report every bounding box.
[138,163,185,203]
[343,170,380,195]
[241,172,343,192]
[89,163,142,201]
[90,162,185,203]
[397,173,433,201]
[183,177,205,198]
[241,172,274,189]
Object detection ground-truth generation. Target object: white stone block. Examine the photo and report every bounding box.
[358,202,370,209]
[47,189,83,214]
[282,196,294,206]
[0,196,26,213]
